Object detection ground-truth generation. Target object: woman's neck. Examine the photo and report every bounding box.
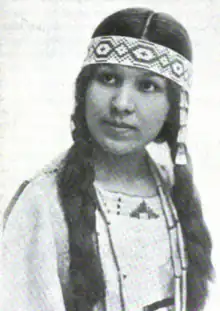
[93,146,156,196]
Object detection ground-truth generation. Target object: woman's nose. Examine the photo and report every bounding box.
[110,85,135,115]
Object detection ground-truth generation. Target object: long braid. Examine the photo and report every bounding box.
[56,67,105,310]
[171,150,214,311]
[164,82,214,311]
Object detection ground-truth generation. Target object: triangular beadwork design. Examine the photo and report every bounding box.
[130,200,159,219]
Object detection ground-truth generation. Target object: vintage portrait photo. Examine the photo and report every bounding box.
[1,0,219,310]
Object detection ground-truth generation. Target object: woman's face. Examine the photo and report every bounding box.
[85,64,170,155]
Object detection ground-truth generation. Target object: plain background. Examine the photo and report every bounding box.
[1,0,220,309]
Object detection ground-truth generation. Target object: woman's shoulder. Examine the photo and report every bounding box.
[3,151,68,230]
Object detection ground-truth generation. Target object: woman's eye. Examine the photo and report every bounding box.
[139,81,158,92]
[98,73,118,86]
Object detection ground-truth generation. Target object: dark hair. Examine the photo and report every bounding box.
[57,8,213,311]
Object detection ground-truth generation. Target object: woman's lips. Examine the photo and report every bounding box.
[102,120,137,134]
[103,120,136,129]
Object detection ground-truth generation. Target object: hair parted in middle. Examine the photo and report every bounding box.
[57,8,214,311]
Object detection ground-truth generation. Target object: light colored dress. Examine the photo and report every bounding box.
[2,157,183,311]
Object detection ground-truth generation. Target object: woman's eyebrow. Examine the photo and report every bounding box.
[138,71,164,79]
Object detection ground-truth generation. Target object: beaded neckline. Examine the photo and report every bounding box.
[95,184,160,219]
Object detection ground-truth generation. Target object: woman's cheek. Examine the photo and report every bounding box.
[88,85,110,112]
[139,115,165,143]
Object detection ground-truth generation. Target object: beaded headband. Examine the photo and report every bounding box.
[83,35,192,92]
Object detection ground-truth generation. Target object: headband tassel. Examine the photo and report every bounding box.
[175,90,189,165]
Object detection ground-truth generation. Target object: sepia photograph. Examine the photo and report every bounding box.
[1,0,220,310]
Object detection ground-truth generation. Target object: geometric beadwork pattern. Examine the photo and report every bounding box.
[83,36,193,92]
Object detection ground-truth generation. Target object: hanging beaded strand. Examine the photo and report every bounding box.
[148,155,187,311]
[164,190,188,311]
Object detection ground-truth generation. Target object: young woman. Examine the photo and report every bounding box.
[2,7,214,311]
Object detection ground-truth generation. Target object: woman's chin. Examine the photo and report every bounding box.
[96,138,145,156]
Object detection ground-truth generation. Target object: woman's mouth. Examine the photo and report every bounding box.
[102,120,137,134]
